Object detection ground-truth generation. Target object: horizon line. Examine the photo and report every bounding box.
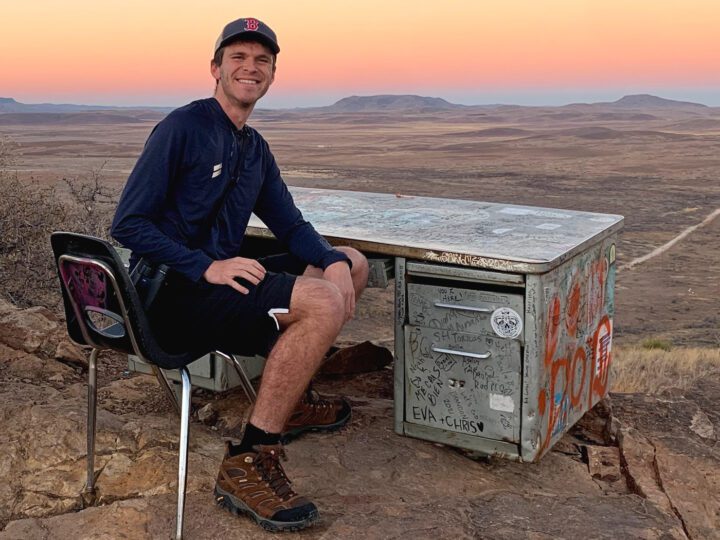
[1,91,718,111]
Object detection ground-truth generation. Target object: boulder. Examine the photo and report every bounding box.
[0,298,85,367]
[0,344,76,384]
[0,375,219,527]
[613,381,720,539]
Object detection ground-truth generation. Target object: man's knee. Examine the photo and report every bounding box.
[336,247,369,286]
[288,277,345,327]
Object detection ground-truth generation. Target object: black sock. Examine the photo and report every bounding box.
[229,422,281,455]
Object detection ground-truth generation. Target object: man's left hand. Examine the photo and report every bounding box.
[324,261,355,321]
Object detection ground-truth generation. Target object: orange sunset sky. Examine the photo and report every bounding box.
[2,0,719,107]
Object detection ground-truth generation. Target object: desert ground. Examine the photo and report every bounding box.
[1,98,719,538]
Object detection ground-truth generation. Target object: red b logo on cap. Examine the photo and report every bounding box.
[245,18,259,31]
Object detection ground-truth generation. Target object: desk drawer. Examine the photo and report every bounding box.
[407,283,524,341]
[404,325,521,443]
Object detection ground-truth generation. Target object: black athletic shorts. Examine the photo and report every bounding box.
[150,253,307,358]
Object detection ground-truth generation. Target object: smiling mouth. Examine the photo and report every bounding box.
[236,79,259,85]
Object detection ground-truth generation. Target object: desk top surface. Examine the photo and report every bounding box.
[247,187,623,273]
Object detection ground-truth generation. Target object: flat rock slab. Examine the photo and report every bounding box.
[1,395,691,539]
[612,381,720,540]
[0,301,715,538]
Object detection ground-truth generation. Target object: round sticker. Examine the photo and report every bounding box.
[491,307,523,339]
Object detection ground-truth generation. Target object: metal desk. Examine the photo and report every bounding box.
[132,186,623,461]
[247,188,623,462]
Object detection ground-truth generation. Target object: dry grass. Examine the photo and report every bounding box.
[0,137,118,309]
[612,345,720,394]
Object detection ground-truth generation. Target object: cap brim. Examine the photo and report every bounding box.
[218,31,279,54]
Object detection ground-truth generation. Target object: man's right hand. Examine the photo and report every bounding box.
[203,257,266,294]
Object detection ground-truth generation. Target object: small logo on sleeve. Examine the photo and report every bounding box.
[211,163,222,179]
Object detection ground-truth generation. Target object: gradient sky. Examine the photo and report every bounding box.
[2,0,719,107]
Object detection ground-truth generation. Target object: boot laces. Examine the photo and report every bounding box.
[254,447,297,501]
[304,385,332,409]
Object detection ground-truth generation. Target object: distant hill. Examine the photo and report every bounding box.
[1,93,713,118]
[0,97,174,114]
[0,111,166,126]
[611,94,707,108]
[324,95,461,112]
[565,94,709,110]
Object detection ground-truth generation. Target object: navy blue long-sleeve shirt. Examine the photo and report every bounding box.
[111,98,348,282]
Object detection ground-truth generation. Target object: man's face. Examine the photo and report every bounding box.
[211,40,276,108]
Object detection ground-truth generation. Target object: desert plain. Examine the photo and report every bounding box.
[0,95,719,538]
[3,96,720,345]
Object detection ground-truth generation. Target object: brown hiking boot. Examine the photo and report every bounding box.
[214,443,319,532]
[281,386,352,443]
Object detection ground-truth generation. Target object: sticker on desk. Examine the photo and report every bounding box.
[491,307,523,339]
[490,393,515,413]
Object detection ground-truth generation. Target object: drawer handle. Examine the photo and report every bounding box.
[432,346,492,359]
[434,302,492,313]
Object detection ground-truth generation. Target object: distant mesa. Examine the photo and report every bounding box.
[1,93,713,119]
[0,97,23,112]
[326,95,461,112]
[0,112,162,126]
[0,97,173,114]
[610,94,707,109]
[300,93,711,112]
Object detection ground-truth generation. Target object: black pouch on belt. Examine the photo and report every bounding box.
[130,258,169,311]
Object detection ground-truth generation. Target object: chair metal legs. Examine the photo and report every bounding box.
[175,367,191,540]
[81,350,191,539]
[213,351,258,403]
[83,348,99,503]
[152,365,182,415]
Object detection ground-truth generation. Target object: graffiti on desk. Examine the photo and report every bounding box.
[410,405,484,435]
[406,326,517,438]
[424,251,489,268]
[523,283,539,407]
[395,258,406,323]
[536,241,616,456]
[461,357,516,396]
[410,296,487,334]
[408,286,522,340]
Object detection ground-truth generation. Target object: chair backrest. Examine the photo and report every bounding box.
[50,232,197,369]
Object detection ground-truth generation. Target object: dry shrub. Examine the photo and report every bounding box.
[640,337,672,352]
[612,345,720,394]
[0,137,118,309]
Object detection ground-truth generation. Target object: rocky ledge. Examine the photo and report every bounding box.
[0,299,717,539]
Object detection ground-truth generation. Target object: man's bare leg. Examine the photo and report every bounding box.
[249,247,368,431]
[249,277,344,431]
[215,248,368,530]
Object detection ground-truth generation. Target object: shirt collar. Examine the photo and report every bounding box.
[208,97,247,135]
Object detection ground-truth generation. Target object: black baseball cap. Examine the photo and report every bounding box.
[214,17,280,55]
